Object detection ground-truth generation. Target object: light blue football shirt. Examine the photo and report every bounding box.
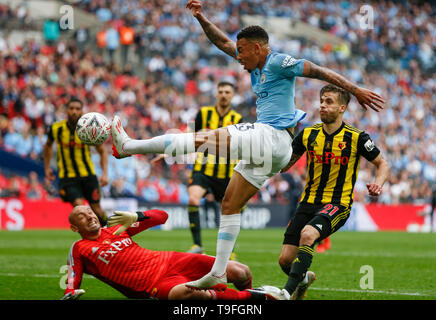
[243,51,307,130]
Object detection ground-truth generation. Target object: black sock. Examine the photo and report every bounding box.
[284,245,314,295]
[188,205,202,247]
[281,264,291,276]
[98,211,108,227]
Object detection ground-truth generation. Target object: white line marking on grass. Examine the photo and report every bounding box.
[0,272,95,279]
[2,272,434,298]
[310,287,434,297]
[239,248,436,259]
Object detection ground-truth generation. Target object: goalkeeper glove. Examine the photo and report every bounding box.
[61,289,85,300]
[107,211,148,235]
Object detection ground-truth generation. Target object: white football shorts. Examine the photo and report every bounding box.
[227,122,293,189]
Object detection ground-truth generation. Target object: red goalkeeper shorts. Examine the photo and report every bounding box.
[151,252,215,300]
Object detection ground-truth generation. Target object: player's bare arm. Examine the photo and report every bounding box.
[280,153,303,173]
[366,153,389,196]
[43,138,55,183]
[95,144,108,187]
[186,0,237,59]
[302,60,385,112]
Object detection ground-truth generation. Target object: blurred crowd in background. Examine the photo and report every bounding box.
[0,0,434,209]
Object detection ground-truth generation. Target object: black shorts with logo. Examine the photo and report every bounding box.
[58,175,101,204]
[283,202,351,246]
[188,171,230,202]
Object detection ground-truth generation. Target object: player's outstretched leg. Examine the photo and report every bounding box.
[111,115,195,159]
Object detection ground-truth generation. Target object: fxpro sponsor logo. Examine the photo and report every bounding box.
[308,150,350,165]
[96,238,133,265]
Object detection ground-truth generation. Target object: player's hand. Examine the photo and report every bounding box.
[367,183,382,197]
[99,173,108,187]
[186,0,202,18]
[45,168,55,184]
[61,289,86,300]
[107,211,138,235]
[150,154,167,164]
[354,87,385,112]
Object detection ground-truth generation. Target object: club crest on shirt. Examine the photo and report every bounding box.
[338,141,347,150]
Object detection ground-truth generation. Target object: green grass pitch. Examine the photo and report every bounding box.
[0,228,435,300]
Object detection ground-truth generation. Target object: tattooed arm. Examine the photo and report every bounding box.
[186,0,237,59]
[302,60,385,112]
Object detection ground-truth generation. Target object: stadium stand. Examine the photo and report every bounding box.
[0,0,435,207]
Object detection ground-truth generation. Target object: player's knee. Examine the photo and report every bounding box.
[238,264,251,281]
[227,261,251,282]
[72,198,84,206]
[221,197,241,215]
[300,226,319,246]
[188,196,201,206]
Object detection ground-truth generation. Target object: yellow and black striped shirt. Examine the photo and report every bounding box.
[293,122,380,208]
[48,120,96,179]
[192,105,243,179]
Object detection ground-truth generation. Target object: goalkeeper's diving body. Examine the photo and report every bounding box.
[61,205,287,300]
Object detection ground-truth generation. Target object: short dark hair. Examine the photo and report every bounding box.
[66,97,83,108]
[237,25,269,44]
[320,84,351,106]
[217,81,235,90]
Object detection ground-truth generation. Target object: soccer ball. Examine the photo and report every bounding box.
[76,112,111,146]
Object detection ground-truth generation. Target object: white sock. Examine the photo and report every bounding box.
[124,133,195,155]
[211,213,241,277]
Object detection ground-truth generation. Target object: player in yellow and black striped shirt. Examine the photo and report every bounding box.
[278,84,389,299]
[43,98,108,225]
[187,82,243,254]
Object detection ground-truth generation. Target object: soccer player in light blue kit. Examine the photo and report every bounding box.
[111,0,385,298]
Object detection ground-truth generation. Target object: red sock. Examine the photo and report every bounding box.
[210,288,252,300]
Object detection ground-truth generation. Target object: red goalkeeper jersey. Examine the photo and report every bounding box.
[64,210,173,298]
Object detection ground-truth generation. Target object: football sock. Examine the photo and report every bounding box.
[284,245,314,295]
[124,133,195,155]
[211,213,241,277]
[188,205,202,247]
[98,211,108,227]
[210,288,252,300]
[280,264,291,276]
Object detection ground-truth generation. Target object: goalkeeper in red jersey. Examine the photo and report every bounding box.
[61,205,287,300]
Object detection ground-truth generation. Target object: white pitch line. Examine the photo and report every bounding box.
[0,272,95,279]
[309,286,433,297]
[1,272,434,298]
